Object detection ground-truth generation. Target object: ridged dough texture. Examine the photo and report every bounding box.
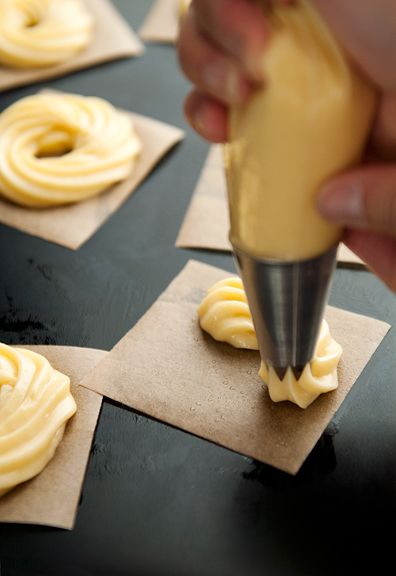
[259,320,342,408]
[0,93,142,207]
[198,276,342,409]
[0,0,93,68]
[0,343,76,496]
[198,277,259,350]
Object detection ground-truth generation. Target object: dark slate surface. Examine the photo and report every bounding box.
[0,2,395,575]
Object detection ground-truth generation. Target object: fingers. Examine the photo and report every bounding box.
[184,90,229,142]
[317,166,396,239]
[343,229,396,293]
[177,6,256,107]
[178,0,294,141]
[371,94,396,161]
[313,0,396,92]
[193,0,271,81]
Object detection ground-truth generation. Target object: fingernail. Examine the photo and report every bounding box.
[317,181,365,223]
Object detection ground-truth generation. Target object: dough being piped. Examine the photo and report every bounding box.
[0,0,93,69]
[198,277,342,408]
[0,92,142,207]
[258,321,342,408]
[0,343,76,496]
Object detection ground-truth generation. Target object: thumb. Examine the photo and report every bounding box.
[317,166,396,239]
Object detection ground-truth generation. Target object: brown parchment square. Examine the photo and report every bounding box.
[176,145,364,267]
[0,0,144,92]
[0,346,106,530]
[80,260,390,475]
[139,0,180,44]
[0,99,184,249]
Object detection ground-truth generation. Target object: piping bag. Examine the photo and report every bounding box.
[224,0,376,380]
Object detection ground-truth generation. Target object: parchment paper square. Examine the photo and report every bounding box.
[0,100,184,249]
[176,145,364,266]
[140,0,180,44]
[0,346,106,530]
[80,260,390,474]
[0,0,144,92]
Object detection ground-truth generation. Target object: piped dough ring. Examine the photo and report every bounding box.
[0,343,76,496]
[0,93,142,207]
[0,0,93,68]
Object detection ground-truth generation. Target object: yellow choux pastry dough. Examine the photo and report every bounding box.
[259,320,342,408]
[178,0,191,17]
[198,277,343,409]
[0,0,93,69]
[0,92,142,207]
[198,276,258,350]
[0,343,76,496]
[225,0,376,260]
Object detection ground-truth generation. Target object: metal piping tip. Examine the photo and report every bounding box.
[272,364,304,381]
[273,365,288,381]
[233,243,338,378]
[291,364,305,380]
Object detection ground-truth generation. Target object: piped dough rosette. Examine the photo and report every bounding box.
[198,277,343,408]
[259,320,342,408]
[198,276,258,350]
[0,343,76,496]
[0,92,142,207]
[0,0,93,68]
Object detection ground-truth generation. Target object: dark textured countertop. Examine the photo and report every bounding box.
[0,2,395,575]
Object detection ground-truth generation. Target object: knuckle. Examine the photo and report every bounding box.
[177,24,196,80]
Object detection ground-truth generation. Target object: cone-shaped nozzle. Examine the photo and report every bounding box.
[233,243,338,380]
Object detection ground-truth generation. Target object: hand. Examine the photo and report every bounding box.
[177,0,396,292]
[312,0,396,292]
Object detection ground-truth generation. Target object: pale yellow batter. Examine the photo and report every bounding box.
[0,93,142,207]
[178,0,191,17]
[259,320,342,408]
[198,276,258,350]
[198,277,342,408]
[0,0,93,69]
[0,343,76,496]
[225,0,376,260]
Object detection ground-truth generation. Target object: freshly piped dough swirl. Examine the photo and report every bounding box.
[259,320,342,408]
[198,277,342,409]
[198,277,258,350]
[0,93,142,207]
[0,0,93,69]
[0,343,76,496]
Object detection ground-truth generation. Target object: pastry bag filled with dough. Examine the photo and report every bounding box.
[225,0,376,261]
[224,0,376,380]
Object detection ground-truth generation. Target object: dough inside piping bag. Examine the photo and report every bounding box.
[225,0,376,260]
